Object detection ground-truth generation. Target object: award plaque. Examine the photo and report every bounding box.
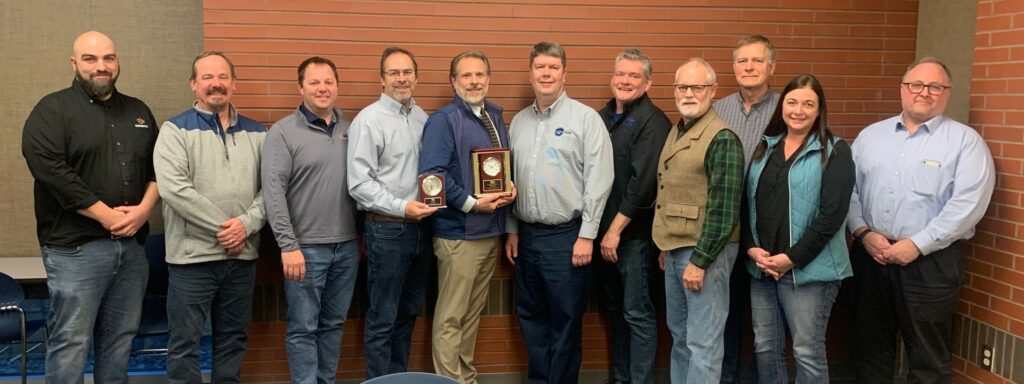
[471,148,511,195]
[418,173,446,208]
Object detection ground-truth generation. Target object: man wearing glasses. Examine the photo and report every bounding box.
[348,47,436,379]
[653,59,744,383]
[848,57,994,383]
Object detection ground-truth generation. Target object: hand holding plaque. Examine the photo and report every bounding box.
[471,148,511,196]
[418,173,446,208]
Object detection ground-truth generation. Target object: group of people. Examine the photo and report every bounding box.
[21,30,994,384]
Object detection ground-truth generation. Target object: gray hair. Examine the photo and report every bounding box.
[677,58,716,84]
[614,48,653,79]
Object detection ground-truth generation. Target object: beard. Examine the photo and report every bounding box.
[75,70,117,99]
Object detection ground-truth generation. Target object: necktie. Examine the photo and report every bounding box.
[480,110,501,148]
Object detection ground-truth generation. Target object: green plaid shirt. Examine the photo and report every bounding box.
[677,120,744,269]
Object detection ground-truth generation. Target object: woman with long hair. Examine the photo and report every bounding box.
[741,74,855,383]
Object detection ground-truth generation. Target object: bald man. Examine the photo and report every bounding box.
[22,31,159,383]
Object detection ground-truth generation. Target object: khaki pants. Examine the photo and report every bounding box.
[432,236,500,384]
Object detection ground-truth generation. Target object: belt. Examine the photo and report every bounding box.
[522,217,581,230]
[365,212,418,223]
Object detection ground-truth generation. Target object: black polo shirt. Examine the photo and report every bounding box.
[22,79,158,246]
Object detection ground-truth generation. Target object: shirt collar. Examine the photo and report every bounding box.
[532,91,568,117]
[895,113,945,135]
[605,93,648,116]
[193,101,238,128]
[379,92,416,115]
[298,103,337,128]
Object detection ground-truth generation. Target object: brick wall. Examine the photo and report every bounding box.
[953,1,1024,383]
[202,0,920,381]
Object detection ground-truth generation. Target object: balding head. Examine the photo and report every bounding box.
[70,31,119,100]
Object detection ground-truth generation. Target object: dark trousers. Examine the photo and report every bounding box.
[167,259,256,384]
[853,241,964,384]
[515,220,590,384]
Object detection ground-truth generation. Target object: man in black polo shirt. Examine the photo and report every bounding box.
[595,48,671,384]
[21,31,159,383]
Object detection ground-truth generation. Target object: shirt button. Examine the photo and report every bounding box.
[660,185,664,190]
[116,142,121,146]
[656,204,661,209]
[110,124,115,128]
[124,181,129,185]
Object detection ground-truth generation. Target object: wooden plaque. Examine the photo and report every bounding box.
[418,173,446,208]
[471,148,511,195]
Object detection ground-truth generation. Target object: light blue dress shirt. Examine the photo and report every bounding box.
[847,114,995,255]
[347,93,429,217]
[507,91,614,239]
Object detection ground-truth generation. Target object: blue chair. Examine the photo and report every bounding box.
[0,271,45,384]
[361,372,459,384]
[133,233,169,356]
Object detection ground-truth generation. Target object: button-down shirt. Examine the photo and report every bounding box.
[507,91,614,239]
[348,93,429,217]
[22,79,157,246]
[847,114,995,255]
[714,90,779,167]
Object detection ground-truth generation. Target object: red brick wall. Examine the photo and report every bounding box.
[202,0,920,381]
[954,1,1024,383]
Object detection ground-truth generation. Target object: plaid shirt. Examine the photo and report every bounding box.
[677,119,744,268]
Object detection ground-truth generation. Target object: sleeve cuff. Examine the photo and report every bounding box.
[578,220,599,240]
[391,199,410,219]
[617,199,641,219]
[910,231,939,256]
[505,215,518,234]
[239,215,259,237]
[847,216,867,235]
[460,195,477,214]
[690,248,714,269]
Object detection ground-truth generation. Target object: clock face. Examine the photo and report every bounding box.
[422,175,443,196]
[482,157,502,177]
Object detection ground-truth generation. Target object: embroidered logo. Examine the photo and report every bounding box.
[554,127,564,137]
[134,117,149,128]
[624,116,636,127]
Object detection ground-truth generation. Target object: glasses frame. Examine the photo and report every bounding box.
[673,83,716,94]
[901,82,950,95]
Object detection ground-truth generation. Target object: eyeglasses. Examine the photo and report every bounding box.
[673,83,715,94]
[902,82,950,95]
[385,69,415,80]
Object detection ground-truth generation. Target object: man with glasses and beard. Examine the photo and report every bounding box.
[22,30,160,383]
[348,47,436,379]
[154,51,266,383]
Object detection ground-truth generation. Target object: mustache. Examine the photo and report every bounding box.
[91,70,113,78]
[206,86,228,96]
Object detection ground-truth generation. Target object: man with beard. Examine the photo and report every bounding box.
[154,51,266,383]
[348,47,436,379]
[654,59,743,383]
[595,48,671,384]
[262,56,359,384]
[22,30,159,383]
[419,50,515,384]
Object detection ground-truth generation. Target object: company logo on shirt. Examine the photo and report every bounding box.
[134,117,149,128]
[554,127,564,137]
[624,117,636,127]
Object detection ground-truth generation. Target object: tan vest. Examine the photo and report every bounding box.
[652,108,741,251]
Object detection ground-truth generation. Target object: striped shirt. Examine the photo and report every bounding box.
[713,91,779,167]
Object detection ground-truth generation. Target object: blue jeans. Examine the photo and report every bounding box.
[596,237,657,384]
[167,259,256,384]
[363,221,430,379]
[664,242,738,384]
[41,237,148,384]
[515,220,589,384]
[750,273,839,384]
[284,241,360,384]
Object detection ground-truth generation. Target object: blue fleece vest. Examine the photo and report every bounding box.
[745,133,853,285]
